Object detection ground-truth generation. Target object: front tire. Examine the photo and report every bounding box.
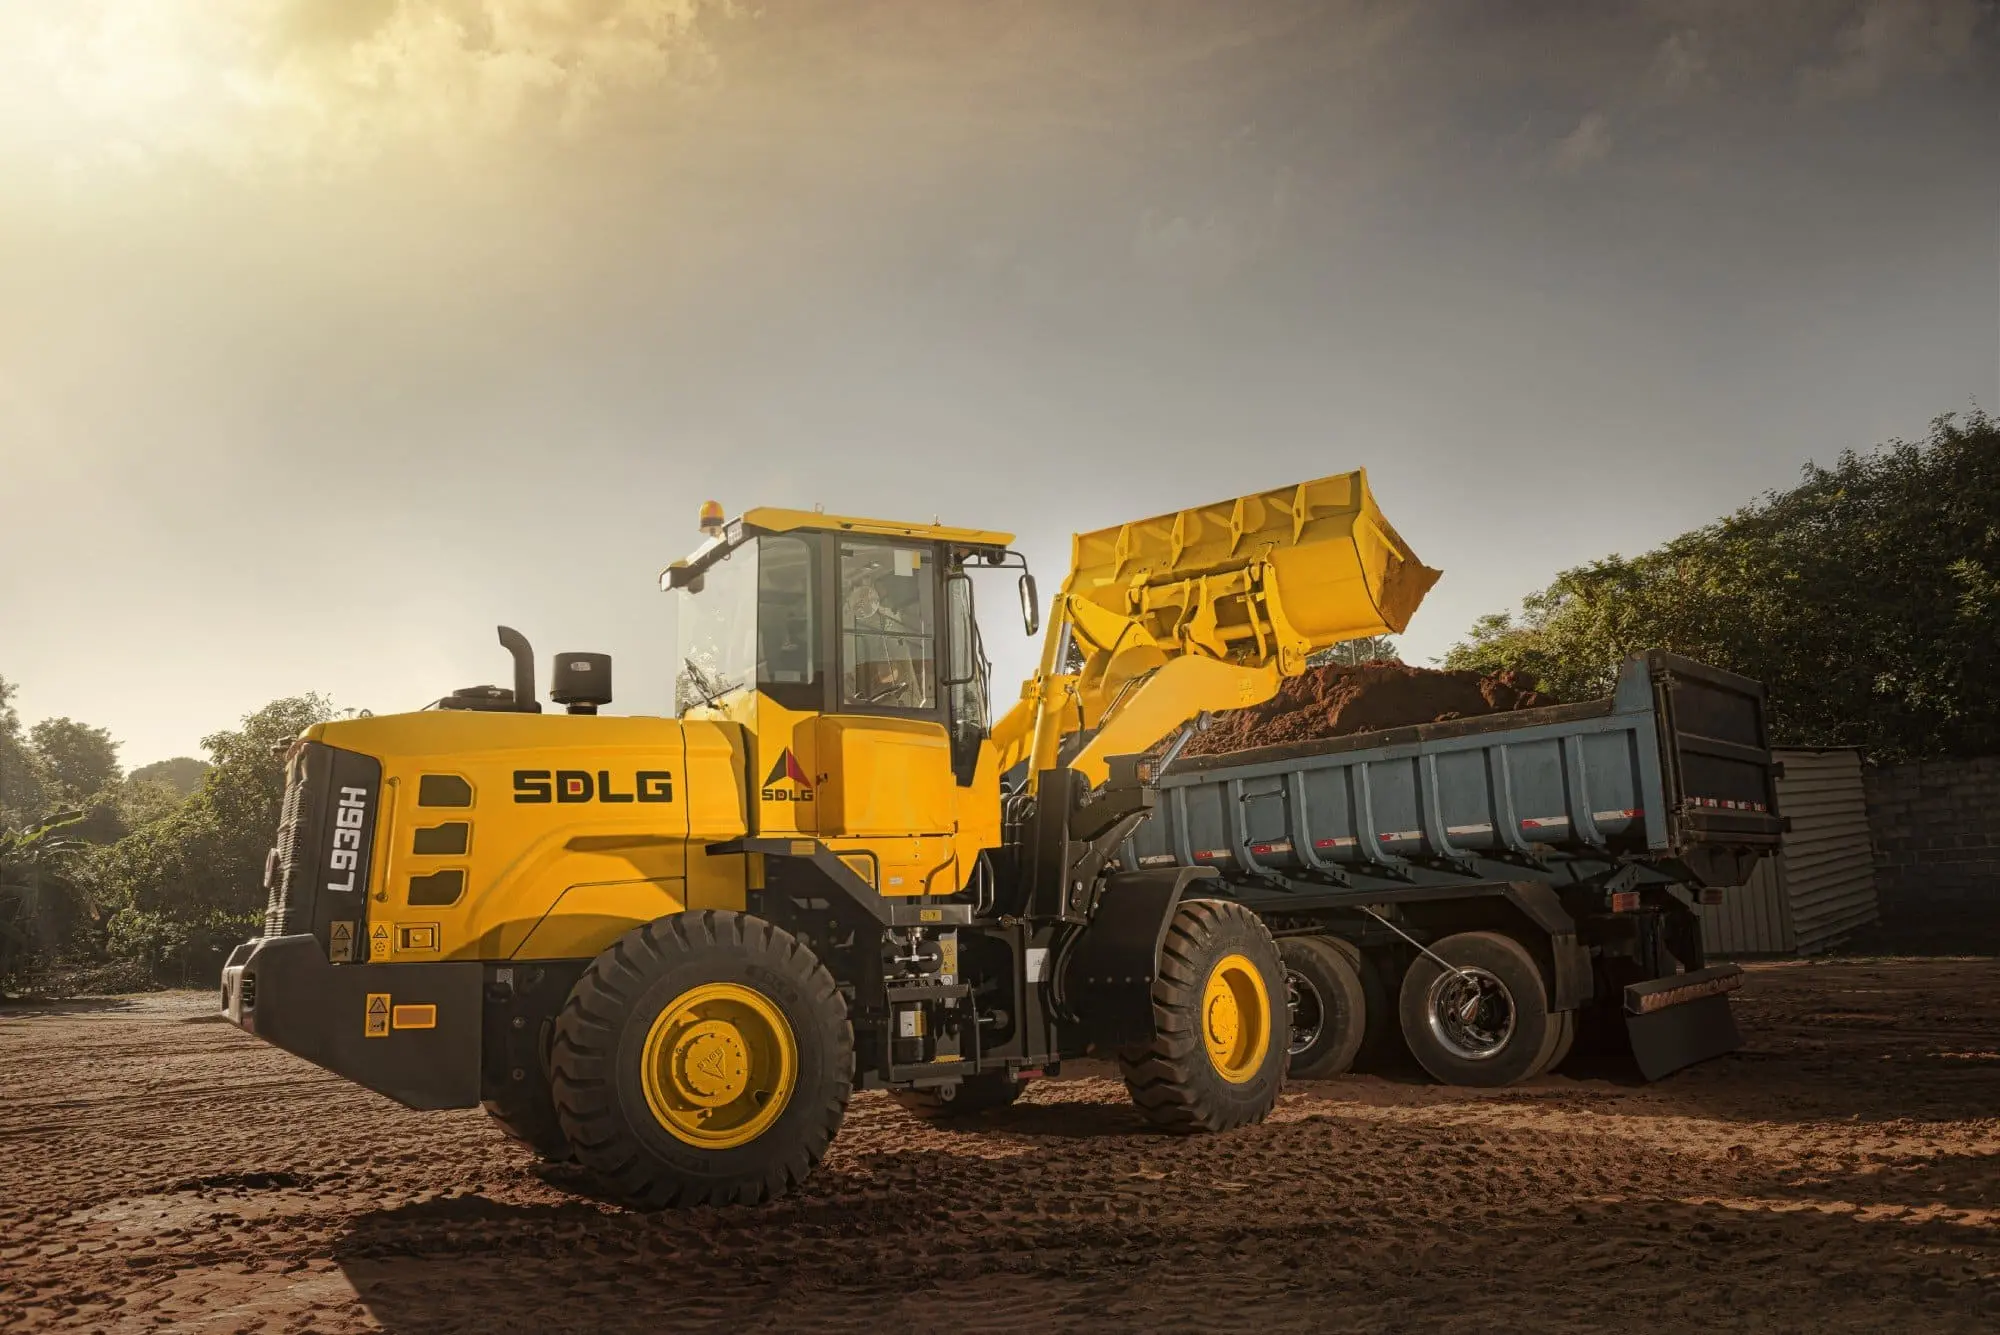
[1120,899,1287,1132]
[1397,930,1553,1088]
[482,1066,572,1162]
[550,910,852,1208]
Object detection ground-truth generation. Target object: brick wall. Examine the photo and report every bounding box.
[1863,756,2000,929]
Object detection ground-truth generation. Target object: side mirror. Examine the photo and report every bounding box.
[1018,572,1040,638]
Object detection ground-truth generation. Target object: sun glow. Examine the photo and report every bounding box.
[0,0,723,180]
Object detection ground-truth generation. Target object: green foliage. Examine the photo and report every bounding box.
[28,718,122,806]
[0,811,88,994]
[0,676,45,832]
[128,756,210,798]
[1309,635,1400,668]
[97,694,333,983]
[1446,411,2000,760]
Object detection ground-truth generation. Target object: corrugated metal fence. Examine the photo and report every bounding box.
[1702,747,1880,957]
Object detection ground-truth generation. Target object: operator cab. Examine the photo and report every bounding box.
[662,505,1036,787]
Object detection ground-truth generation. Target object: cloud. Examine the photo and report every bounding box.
[1797,0,1986,104]
[1550,110,1613,174]
[1650,28,1714,97]
[1,0,729,177]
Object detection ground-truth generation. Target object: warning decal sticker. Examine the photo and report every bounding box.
[365,993,390,1038]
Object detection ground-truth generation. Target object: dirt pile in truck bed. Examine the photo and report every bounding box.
[1181,660,1549,757]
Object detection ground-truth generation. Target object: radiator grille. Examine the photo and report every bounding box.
[262,749,316,939]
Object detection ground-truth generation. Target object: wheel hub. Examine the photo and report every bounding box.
[1425,965,1515,1061]
[1201,953,1271,1084]
[640,982,799,1149]
[1286,970,1326,1056]
[672,1021,750,1106]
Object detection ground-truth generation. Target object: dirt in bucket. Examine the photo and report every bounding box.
[1181,660,1550,757]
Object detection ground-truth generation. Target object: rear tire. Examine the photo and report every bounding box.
[891,1072,1025,1121]
[550,910,852,1208]
[1397,931,1553,1088]
[1119,899,1287,1133]
[1279,936,1367,1079]
[1532,1009,1577,1077]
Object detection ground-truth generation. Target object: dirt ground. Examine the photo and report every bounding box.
[3,959,1998,1334]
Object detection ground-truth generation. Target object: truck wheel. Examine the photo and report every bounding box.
[482,1059,572,1162]
[891,1072,1025,1121]
[1120,899,1287,1132]
[550,910,852,1209]
[1532,1010,1577,1078]
[1279,937,1367,1079]
[1397,931,1553,1088]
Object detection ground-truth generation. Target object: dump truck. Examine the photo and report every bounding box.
[217,471,1763,1208]
[1123,651,1784,1086]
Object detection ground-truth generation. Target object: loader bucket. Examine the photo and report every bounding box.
[1065,469,1441,660]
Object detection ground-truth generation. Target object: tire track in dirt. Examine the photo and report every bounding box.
[2,964,1998,1332]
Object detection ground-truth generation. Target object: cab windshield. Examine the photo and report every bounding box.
[674,534,822,714]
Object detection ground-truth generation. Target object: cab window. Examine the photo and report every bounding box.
[756,535,819,703]
[839,541,936,710]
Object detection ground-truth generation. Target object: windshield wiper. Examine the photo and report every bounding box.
[682,657,729,708]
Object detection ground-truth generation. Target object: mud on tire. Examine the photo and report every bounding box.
[1119,898,1287,1133]
[550,910,852,1209]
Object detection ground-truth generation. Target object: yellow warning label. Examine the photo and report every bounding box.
[328,921,355,963]
[391,1004,437,1030]
[396,924,439,953]
[368,922,391,961]
[790,839,816,856]
[919,909,942,923]
[364,992,390,1038]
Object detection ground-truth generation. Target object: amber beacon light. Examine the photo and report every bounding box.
[698,500,725,536]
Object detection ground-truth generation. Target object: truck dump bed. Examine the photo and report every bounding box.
[1124,651,1784,911]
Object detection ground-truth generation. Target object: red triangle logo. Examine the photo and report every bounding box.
[762,748,812,791]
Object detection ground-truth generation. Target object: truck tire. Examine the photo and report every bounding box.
[482,1060,572,1162]
[1279,936,1367,1079]
[550,910,852,1209]
[1397,931,1553,1088]
[1119,899,1287,1132]
[891,1072,1025,1121]
[1531,1010,1577,1078]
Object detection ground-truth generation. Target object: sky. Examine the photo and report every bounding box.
[1,0,1996,769]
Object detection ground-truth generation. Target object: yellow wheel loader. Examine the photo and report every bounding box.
[221,472,1438,1206]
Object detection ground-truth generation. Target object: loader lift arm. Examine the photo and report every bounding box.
[991,470,1440,790]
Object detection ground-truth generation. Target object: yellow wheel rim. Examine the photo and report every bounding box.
[639,982,798,1149]
[1201,952,1271,1084]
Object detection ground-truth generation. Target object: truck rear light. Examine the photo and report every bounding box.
[1610,891,1641,912]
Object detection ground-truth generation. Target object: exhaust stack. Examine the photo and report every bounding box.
[496,626,542,713]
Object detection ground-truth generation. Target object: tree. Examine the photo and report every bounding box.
[128,757,210,798]
[28,718,122,807]
[0,676,45,832]
[1309,635,1401,668]
[1445,411,2000,760]
[0,812,87,994]
[99,694,333,982]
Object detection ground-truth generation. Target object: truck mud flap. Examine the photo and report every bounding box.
[1623,965,1743,1080]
